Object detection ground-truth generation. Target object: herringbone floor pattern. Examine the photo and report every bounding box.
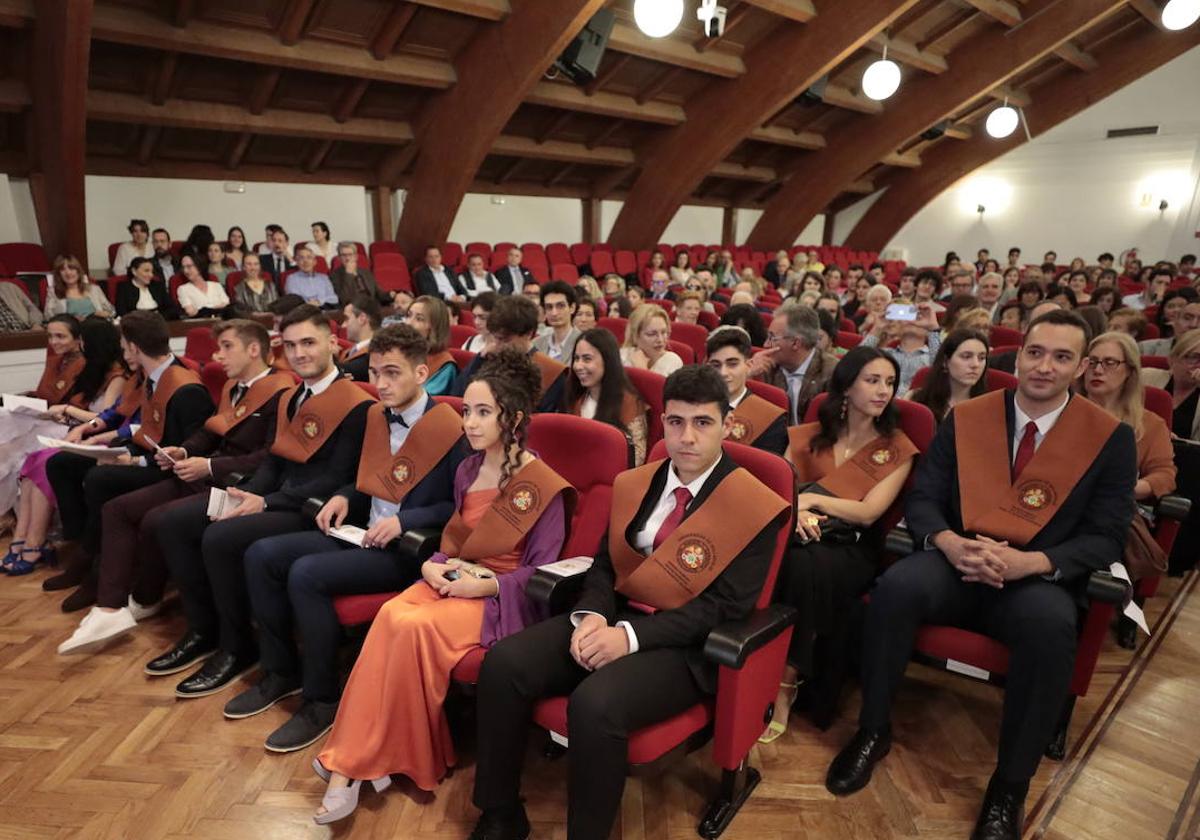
[1,563,1196,840]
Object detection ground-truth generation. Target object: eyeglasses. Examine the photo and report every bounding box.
[1183,353,1200,366]
[1085,357,1125,371]
[764,333,796,346]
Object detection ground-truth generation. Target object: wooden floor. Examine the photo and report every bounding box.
[1,561,1197,840]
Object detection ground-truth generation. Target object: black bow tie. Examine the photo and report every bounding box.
[384,408,409,428]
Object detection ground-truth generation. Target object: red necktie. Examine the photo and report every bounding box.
[653,487,693,550]
[1012,421,1038,480]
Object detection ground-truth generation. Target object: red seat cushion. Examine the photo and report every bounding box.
[914,625,1010,679]
[333,592,398,626]
[533,697,713,765]
[451,647,486,683]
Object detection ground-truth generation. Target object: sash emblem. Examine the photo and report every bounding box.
[302,415,321,440]
[54,379,65,390]
[729,420,748,441]
[676,535,715,574]
[871,448,893,465]
[509,482,539,514]
[235,404,247,418]
[392,460,411,485]
[1018,480,1055,510]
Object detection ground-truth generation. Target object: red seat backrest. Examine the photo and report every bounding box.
[449,324,477,349]
[528,414,628,558]
[745,379,788,410]
[447,347,476,370]
[591,251,616,276]
[836,331,863,350]
[178,355,202,373]
[1142,323,1160,340]
[1142,355,1169,370]
[464,242,492,263]
[989,325,1023,347]
[546,243,571,266]
[1143,386,1172,423]
[369,241,399,263]
[107,242,121,270]
[0,242,50,273]
[626,367,666,450]
[441,242,464,271]
[184,326,219,365]
[201,360,228,403]
[597,316,628,344]
[669,321,708,362]
[697,310,720,331]
[668,339,695,364]
[354,381,380,399]
[433,394,463,414]
[614,250,638,276]
[569,243,591,266]
[552,263,580,285]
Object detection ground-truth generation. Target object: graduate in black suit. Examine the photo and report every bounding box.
[337,295,380,383]
[470,365,789,840]
[827,310,1136,840]
[705,326,788,455]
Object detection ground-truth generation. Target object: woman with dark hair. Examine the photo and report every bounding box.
[997,300,1023,331]
[641,249,667,288]
[1156,288,1197,339]
[1017,280,1044,309]
[1049,285,1078,310]
[226,226,249,268]
[30,314,84,404]
[116,257,180,319]
[907,328,989,421]
[561,327,648,466]
[668,249,691,285]
[720,302,767,347]
[180,224,215,266]
[312,348,574,822]
[309,221,335,263]
[175,254,230,318]
[761,346,918,738]
[1091,286,1118,315]
[404,295,457,394]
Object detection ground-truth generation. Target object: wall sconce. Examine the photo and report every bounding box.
[977,204,986,215]
[1159,199,1170,212]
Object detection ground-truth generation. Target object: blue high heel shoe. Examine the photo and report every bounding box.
[1,540,25,574]
[8,544,54,576]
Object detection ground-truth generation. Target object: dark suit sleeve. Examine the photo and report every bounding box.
[573,531,619,621]
[754,413,789,456]
[115,283,134,317]
[905,410,959,546]
[363,269,390,306]
[159,384,215,448]
[179,425,223,459]
[207,391,285,481]
[1043,424,1137,582]
[153,281,182,320]
[245,452,285,496]
[262,401,371,511]
[414,268,435,298]
[625,519,778,651]
[396,444,464,531]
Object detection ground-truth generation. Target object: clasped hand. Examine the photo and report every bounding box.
[569,613,629,671]
[421,558,498,599]
[937,532,1046,587]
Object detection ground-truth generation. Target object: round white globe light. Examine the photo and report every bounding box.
[861,58,901,101]
[633,0,685,38]
[1162,0,1200,30]
[985,105,1019,139]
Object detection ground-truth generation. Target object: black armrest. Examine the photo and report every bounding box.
[1086,570,1130,605]
[703,603,797,670]
[302,495,326,520]
[222,471,247,489]
[885,527,915,556]
[1156,494,1191,522]
[395,528,442,566]
[528,568,588,614]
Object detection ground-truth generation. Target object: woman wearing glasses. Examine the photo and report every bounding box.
[619,304,682,376]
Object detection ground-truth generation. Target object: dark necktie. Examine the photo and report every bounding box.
[653,487,693,551]
[231,383,248,406]
[1012,421,1038,480]
[288,387,312,420]
[146,378,155,399]
[384,408,409,428]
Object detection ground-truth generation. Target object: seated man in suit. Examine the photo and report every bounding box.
[495,246,533,296]
[450,294,566,411]
[458,252,499,298]
[826,309,1136,840]
[705,326,787,455]
[470,365,789,840]
[261,228,295,283]
[413,245,466,303]
[44,311,215,610]
[747,304,838,425]
[56,319,292,654]
[339,294,380,382]
[228,324,464,752]
[143,305,374,699]
[330,241,393,307]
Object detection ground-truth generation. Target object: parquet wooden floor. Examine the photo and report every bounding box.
[1,560,1196,840]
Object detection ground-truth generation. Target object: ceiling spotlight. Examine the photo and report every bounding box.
[1162,0,1200,30]
[986,102,1019,139]
[633,0,684,38]
[862,46,901,101]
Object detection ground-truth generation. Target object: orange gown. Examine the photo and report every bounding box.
[317,488,521,790]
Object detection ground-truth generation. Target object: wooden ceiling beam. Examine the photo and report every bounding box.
[866,33,949,74]
[988,84,1030,107]
[586,119,625,150]
[248,67,281,115]
[822,82,883,113]
[917,8,978,51]
[371,4,418,60]
[225,132,252,169]
[332,78,370,123]
[409,0,509,20]
[150,51,177,106]
[694,2,752,52]
[278,0,317,46]
[89,155,369,186]
[492,134,632,167]
[739,0,816,22]
[635,66,683,105]
[712,161,776,182]
[537,109,574,144]
[959,0,1021,26]
[1054,41,1098,70]
[136,125,162,166]
[302,138,334,173]
[545,162,576,188]
[494,158,525,185]
[606,21,746,77]
[744,0,1126,249]
[29,0,92,261]
[748,125,826,150]
[173,0,195,28]
[585,53,632,96]
[592,165,637,199]
[526,81,684,124]
[844,22,1200,250]
[390,0,605,253]
[1127,0,1168,30]
[880,150,921,168]
[605,0,915,249]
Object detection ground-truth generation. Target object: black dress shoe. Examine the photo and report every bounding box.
[60,581,98,613]
[468,805,530,840]
[174,651,256,698]
[223,672,301,719]
[825,727,891,796]
[42,555,89,592]
[970,782,1025,840]
[144,631,217,676]
[265,699,338,753]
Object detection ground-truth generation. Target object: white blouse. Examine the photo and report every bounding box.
[177,280,230,316]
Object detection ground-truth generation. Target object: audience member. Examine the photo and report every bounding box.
[907,328,989,420]
[339,295,382,382]
[1107,307,1147,340]
[116,257,180,319]
[1122,268,1171,311]
[573,296,599,333]
[403,296,457,395]
[413,246,466,302]
[206,242,231,283]
[561,327,648,466]
[719,302,767,347]
[496,247,533,296]
[232,254,279,313]
[44,256,114,320]
[308,221,336,263]
[668,249,691,285]
[226,226,250,268]
[0,278,43,332]
[262,228,294,281]
[532,281,580,365]
[861,301,942,394]
[111,219,154,276]
[180,225,216,267]
[674,291,702,325]
[748,304,837,424]
[465,291,497,352]
[458,253,499,298]
[705,326,786,454]
[621,303,682,376]
[285,245,337,309]
[176,254,231,318]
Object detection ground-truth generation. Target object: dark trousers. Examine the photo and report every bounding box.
[243,531,421,702]
[156,494,307,658]
[96,478,196,609]
[46,453,168,556]
[858,550,1078,783]
[473,614,705,840]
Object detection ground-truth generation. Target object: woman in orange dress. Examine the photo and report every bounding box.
[312,348,575,824]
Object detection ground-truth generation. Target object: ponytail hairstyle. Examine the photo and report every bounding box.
[471,347,541,489]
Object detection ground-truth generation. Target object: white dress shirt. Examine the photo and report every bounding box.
[430,267,457,299]
[368,391,430,529]
[781,348,816,423]
[1011,392,1070,464]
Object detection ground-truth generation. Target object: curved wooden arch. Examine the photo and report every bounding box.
[391,0,605,257]
[843,25,1200,251]
[744,0,1127,250]
[604,0,915,250]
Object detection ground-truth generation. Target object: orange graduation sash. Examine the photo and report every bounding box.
[33,349,85,405]
[269,378,373,463]
[571,390,644,427]
[608,460,788,611]
[356,401,463,503]
[440,458,575,560]
[113,373,145,421]
[133,364,203,449]
[427,350,455,375]
[729,392,786,446]
[203,372,293,437]
[954,391,1117,547]
[787,423,918,501]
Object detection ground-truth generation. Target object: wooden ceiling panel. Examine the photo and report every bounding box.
[170,53,251,106]
[926,11,994,55]
[269,67,344,112]
[598,54,666,98]
[154,126,228,162]
[353,84,427,122]
[303,0,388,48]
[323,140,388,170]
[398,7,484,61]
[241,131,310,165]
[87,40,148,96]
[86,119,140,156]
[195,0,283,31]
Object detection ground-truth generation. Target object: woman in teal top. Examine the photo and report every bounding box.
[405,295,458,395]
[44,255,115,320]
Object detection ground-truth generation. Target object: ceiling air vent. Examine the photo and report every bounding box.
[1106,126,1159,139]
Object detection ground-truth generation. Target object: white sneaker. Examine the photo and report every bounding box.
[127,596,163,622]
[57,607,136,655]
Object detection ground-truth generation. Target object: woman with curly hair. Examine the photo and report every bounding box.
[311,348,576,823]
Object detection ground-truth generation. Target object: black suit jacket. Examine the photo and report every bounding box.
[115,278,181,319]
[262,253,294,283]
[330,266,391,307]
[334,395,466,532]
[906,391,1136,596]
[413,265,466,300]
[752,412,789,457]
[124,363,215,463]
[573,453,779,692]
[177,387,286,484]
[341,354,370,383]
[495,264,533,296]
[450,352,564,412]
[243,397,372,511]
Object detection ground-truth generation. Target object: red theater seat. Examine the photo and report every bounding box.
[184,327,218,365]
[625,367,666,450]
[670,321,709,362]
[745,379,788,411]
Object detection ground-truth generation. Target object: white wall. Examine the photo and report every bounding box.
[83,175,374,271]
[448,192,581,245]
[854,47,1200,267]
[0,175,39,246]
